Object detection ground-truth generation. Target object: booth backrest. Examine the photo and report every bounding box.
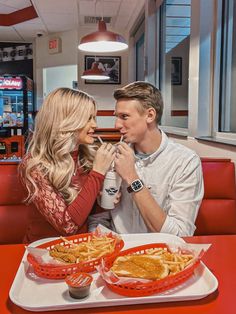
[195,158,236,235]
[0,163,30,244]
[0,158,236,244]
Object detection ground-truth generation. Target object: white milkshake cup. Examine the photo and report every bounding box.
[100,169,122,210]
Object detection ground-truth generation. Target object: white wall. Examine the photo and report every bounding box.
[164,37,189,128]
[167,37,189,111]
[78,49,128,110]
[34,27,129,116]
[43,65,77,97]
[34,29,78,108]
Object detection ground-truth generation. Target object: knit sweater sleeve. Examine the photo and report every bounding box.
[29,167,104,235]
[67,170,105,227]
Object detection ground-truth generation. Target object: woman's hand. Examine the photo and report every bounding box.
[93,142,116,175]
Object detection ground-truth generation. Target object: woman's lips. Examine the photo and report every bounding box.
[88,132,95,136]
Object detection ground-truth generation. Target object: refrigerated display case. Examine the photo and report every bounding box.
[0,75,34,136]
[0,75,34,161]
[0,135,24,160]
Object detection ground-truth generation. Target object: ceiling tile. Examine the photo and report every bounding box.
[0,26,23,40]
[0,0,144,41]
[0,0,31,11]
[32,0,77,14]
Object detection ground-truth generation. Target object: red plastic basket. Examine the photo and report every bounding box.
[103,243,200,297]
[27,233,124,279]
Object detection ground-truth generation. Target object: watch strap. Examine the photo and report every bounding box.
[127,185,134,193]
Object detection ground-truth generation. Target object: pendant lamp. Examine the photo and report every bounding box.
[78,20,128,53]
[81,61,110,80]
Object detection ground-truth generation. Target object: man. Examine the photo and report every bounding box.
[89,81,204,236]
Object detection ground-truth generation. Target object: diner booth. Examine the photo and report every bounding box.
[0,0,236,314]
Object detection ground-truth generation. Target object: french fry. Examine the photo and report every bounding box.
[50,234,118,264]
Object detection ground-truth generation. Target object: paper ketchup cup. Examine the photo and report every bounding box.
[65,272,93,299]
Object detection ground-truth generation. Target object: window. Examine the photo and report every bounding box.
[136,33,145,81]
[133,17,145,82]
[159,0,191,129]
[218,0,236,134]
[152,0,236,144]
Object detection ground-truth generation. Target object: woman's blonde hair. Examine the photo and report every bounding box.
[19,87,96,204]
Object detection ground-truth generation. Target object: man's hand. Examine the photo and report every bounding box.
[114,142,138,184]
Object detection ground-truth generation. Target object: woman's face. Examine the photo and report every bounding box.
[77,111,97,145]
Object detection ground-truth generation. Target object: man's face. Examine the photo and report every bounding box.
[115,99,148,144]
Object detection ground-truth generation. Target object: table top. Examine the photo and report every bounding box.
[1,234,235,314]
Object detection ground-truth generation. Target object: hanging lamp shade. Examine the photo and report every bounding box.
[81,62,110,80]
[78,20,128,53]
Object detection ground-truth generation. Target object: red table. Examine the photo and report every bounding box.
[1,235,235,314]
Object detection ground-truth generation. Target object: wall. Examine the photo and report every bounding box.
[34,29,78,109]
[43,65,77,96]
[164,37,189,128]
[34,27,129,116]
[168,37,189,111]
[78,50,128,110]
[77,26,129,109]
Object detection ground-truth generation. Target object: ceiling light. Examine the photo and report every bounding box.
[78,20,128,53]
[81,62,110,80]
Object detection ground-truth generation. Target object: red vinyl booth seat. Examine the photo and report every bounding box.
[0,163,30,244]
[0,158,236,244]
[195,158,236,235]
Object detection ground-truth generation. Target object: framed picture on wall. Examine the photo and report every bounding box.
[171,57,182,85]
[84,56,121,84]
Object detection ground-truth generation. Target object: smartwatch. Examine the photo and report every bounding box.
[127,179,144,193]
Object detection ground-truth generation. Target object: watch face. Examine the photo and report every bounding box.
[131,179,143,191]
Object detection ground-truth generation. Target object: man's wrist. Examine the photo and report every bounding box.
[127,179,144,193]
[125,173,140,185]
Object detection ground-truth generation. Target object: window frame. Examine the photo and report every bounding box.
[212,0,236,144]
[153,0,236,146]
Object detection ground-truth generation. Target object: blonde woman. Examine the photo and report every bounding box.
[19,87,115,243]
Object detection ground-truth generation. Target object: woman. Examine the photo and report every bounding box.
[19,87,115,243]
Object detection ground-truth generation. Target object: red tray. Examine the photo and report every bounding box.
[27,233,124,279]
[103,243,200,297]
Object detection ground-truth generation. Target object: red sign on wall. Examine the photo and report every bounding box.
[0,77,23,89]
[48,37,62,54]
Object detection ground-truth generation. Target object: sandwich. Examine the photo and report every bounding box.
[111,254,169,280]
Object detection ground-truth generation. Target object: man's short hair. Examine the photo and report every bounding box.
[113,81,163,123]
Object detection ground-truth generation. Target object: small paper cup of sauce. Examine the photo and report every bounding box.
[65,272,93,299]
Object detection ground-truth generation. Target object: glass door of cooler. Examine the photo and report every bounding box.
[0,76,34,136]
[27,90,34,132]
[1,90,24,127]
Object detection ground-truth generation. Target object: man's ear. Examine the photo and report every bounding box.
[146,107,156,123]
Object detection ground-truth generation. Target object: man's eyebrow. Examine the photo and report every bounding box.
[114,112,124,117]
